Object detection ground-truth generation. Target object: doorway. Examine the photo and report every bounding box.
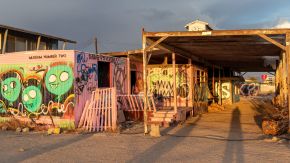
[98,61,110,88]
[131,71,137,94]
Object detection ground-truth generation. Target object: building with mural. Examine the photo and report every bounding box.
[0,50,128,129]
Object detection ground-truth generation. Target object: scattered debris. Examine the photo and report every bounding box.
[16,127,22,133]
[22,127,30,133]
[18,148,25,152]
[208,103,225,112]
[47,127,61,135]
[1,125,8,131]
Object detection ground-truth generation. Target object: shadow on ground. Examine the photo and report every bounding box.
[222,107,244,163]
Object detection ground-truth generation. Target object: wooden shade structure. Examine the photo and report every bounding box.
[142,28,290,134]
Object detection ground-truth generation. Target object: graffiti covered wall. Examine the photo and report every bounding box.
[74,52,128,125]
[0,50,75,128]
[215,80,240,105]
[148,65,191,107]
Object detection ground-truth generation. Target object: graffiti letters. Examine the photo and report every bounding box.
[240,83,259,96]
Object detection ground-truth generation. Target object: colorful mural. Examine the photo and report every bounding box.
[0,50,128,128]
[0,50,75,128]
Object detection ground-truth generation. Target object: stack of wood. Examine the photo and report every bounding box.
[208,103,225,112]
[262,106,288,135]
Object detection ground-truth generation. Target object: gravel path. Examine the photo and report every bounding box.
[0,97,289,163]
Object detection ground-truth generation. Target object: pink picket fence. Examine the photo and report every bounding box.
[78,87,117,132]
[117,95,156,112]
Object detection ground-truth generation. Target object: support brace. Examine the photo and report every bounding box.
[258,34,286,51]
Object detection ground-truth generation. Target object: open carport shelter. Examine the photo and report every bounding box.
[141,28,290,134]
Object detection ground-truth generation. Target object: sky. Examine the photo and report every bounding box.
[1,0,290,53]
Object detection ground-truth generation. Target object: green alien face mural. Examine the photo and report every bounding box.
[1,77,21,102]
[22,86,42,113]
[45,65,73,96]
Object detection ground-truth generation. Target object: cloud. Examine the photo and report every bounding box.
[273,20,290,28]
[0,0,290,52]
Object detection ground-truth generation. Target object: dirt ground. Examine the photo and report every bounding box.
[0,97,289,163]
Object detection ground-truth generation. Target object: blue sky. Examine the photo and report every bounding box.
[1,0,290,53]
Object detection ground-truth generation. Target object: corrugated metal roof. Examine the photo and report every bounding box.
[0,24,76,44]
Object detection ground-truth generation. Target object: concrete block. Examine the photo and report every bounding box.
[150,124,161,137]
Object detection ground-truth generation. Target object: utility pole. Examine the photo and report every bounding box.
[94,37,98,54]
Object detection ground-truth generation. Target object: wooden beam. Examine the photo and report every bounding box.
[2,29,8,54]
[127,55,131,95]
[173,52,177,113]
[219,67,222,105]
[212,65,215,98]
[0,33,2,51]
[144,36,168,51]
[142,32,149,134]
[258,34,286,51]
[147,38,198,61]
[144,29,290,37]
[286,32,290,133]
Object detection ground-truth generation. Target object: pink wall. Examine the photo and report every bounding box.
[74,52,128,125]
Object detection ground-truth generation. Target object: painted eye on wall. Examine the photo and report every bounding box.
[29,90,36,99]
[23,94,29,102]
[2,85,8,92]
[10,81,16,89]
[60,71,69,82]
[49,74,57,83]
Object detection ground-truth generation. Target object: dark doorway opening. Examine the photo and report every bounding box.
[98,61,110,88]
[131,71,137,94]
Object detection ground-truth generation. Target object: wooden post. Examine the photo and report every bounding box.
[36,36,41,50]
[286,32,290,132]
[127,55,131,95]
[212,65,215,99]
[142,31,149,134]
[189,59,193,107]
[2,29,8,54]
[173,52,177,113]
[219,66,222,105]
[62,41,67,50]
[94,37,98,54]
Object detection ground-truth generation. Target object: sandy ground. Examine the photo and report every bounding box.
[0,97,289,163]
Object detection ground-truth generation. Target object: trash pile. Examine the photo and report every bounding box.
[261,101,289,136]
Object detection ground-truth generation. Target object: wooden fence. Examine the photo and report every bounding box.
[117,95,156,112]
[78,87,117,132]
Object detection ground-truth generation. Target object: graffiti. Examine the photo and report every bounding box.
[75,53,98,95]
[1,71,22,104]
[215,82,231,99]
[148,66,189,99]
[0,59,75,120]
[77,53,89,64]
[113,61,127,94]
[240,83,259,96]
[91,54,121,64]
[22,85,42,113]
[45,64,74,99]
[193,84,207,102]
